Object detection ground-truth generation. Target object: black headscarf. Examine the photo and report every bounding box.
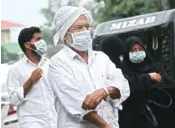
[100,35,125,68]
[123,36,156,74]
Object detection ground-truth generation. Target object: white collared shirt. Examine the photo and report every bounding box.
[7,56,57,128]
[48,45,130,128]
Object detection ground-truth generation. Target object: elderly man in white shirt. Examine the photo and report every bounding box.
[49,6,130,128]
[7,27,57,128]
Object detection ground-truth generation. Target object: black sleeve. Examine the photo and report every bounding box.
[124,73,152,93]
[154,63,175,85]
[159,67,175,85]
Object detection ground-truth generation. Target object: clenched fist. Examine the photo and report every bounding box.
[29,68,43,84]
[82,89,107,110]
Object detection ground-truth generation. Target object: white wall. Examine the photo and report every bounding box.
[10,27,24,43]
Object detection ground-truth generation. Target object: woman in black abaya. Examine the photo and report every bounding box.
[119,36,162,128]
[101,35,161,128]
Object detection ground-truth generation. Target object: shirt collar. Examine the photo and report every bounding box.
[22,55,47,66]
[63,45,77,60]
[63,45,95,60]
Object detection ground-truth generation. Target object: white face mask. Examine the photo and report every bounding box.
[129,51,146,63]
[67,31,92,51]
[29,39,47,56]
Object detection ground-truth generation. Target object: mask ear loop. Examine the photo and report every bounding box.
[27,41,46,58]
[25,42,36,51]
[65,32,74,47]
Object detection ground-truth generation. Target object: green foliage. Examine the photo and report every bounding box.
[42,29,55,47]
[95,0,175,23]
[1,45,8,63]
[1,45,22,64]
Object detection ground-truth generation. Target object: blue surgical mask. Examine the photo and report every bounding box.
[129,51,146,63]
[67,31,92,51]
[29,39,47,56]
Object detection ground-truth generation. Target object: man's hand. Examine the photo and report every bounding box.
[149,72,162,83]
[24,68,43,97]
[83,111,112,128]
[102,125,112,128]
[29,68,43,84]
[82,89,106,110]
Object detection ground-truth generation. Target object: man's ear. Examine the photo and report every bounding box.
[64,32,72,44]
[64,33,69,44]
[64,32,69,38]
[63,37,67,44]
[24,42,30,49]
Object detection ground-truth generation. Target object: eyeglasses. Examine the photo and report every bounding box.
[69,24,92,32]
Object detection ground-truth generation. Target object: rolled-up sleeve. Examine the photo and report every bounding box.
[48,60,95,121]
[105,55,130,110]
[7,68,27,106]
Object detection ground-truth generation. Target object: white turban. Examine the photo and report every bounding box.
[53,6,93,46]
